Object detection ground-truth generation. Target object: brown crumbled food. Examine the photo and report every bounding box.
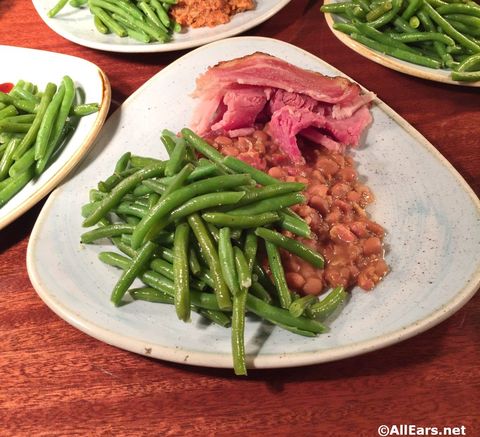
[209,126,389,296]
[171,0,255,28]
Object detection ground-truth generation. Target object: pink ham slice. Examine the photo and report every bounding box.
[191,52,374,161]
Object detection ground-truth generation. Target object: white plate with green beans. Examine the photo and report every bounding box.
[27,37,480,371]
[322,0,480,86]
[0,45,110,230]
[32,0,292,53]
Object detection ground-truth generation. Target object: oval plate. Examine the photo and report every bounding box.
[323,0,480,87]
[0,45,110,231]
[27,37,480,369]
[32,0,291,53]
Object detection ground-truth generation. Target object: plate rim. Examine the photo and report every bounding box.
[323,0,480,88]
[0,45,111,231]
[31,0,292,53]
[27,36,480,369]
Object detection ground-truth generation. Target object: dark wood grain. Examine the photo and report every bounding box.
[0,1,479,436]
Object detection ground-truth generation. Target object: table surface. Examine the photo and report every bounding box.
[1,1,479,436]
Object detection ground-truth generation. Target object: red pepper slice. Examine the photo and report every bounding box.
[0,83,14,93]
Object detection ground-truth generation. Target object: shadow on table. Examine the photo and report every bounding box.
[140,316,450,386]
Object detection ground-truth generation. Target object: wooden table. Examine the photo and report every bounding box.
[1,2,479,435]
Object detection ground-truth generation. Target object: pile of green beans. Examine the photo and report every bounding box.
[321,0,480,82]
[48,0,180,44]
[81,128,348,375]
[0,78,99,208]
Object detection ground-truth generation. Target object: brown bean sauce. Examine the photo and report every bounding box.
[208,127,388,296]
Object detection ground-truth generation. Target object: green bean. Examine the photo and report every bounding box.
[444,13,480,28]
[169,192,246,224]
[350,32,442,68]
[308,286,347,320]
[36,76,76,174]
[112,15,151,43]
[10,88,39,103]
[138,179,165,195]
[437,3,480,18]
[243,231,258,274]
[83,163,166,227]
[102,0,144,20]
[402,0,423,20]
[366,1,393,21]
[189,247,201,276]
[98,168,137,193]
[0,121,32,133]
[188,214,232,310]
[231,283,247,376]
[250,281,272,304]
[368,0,401,27]
[457,52,480,71]
[219,227,241,296]
[111,240,157,306]
[80,223,134,244]
[48,0,69,17]
[0,168,33,207]
[278,211,312,238]
[423,2,480,52]
[0,105,18,120]
[12,82,56,160]
[114,151,131,174]
[150,0,173,28]
[173,222,191,322]
[157,246,174,264]
[392,15,417,33]
[289,295,318,318]
[165,137,186,177]
[333,22,358,34]
[157,161,219,185]
[131,174,251,249]
[0,176,12,192]
[142,270,221,310]
[71,103,99,117]
[181,128,226,164]
[4,114,36,124]
[389,31,455,45]
[409,16,420,28]
[90,6,127,37]
[234,246,251,290]
[320,2,356,13]
[109,10,168,42]
[160,131,176,156]
[255,227,325,269]
[246,294,326,334]
[226,193,306,216]
[202,211,280,229]
[448,19,480,37]
[9,148,35,177]
[0,137,20,181]
[94,14,110,34]
[451,70,480,80]
[130,155,164,168]
[34,84,65,160]
[222,155,278,186]
[116,201,148,218]
[130,286,174,304]
[198,309,231,328]
[138,1,163,28]
[265,240,291,309]
[353,22,419,53]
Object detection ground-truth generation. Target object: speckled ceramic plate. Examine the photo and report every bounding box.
[0,45,110,231]
[32,0,291,53]
[27,37,480,370]
[323,0,480,87]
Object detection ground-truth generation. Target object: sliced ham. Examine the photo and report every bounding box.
[191,52,374,162]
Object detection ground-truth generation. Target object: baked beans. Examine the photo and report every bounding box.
[210,127,388,295]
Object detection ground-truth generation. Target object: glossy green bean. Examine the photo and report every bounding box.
[110,240,157,306]
[451,70,480,80]
[9,148,35,177]
[265,240,291,309]
[173,222,191,322]
[202,211,280,229]
[231,284,247,375]
[72,103,99,116]
[0,168,33,207]
[13,82,57,160]
[250,281,272,304]
[308,286,347,320]
[90,6,127,37]
[289,294,318,318]
[457,52,480,71]
[222,155,278,186]
[165,137,187,177]
[94,14,110,34]
[111,13,151,43]
[131,174,251,249]
[48,0,68,17]
[402,0,423,20]
[188,213,232,310]
[0,137,20,181]
[4,114,36,124]
[34,84,65,160]
[388,31,455,46]
[83,163,166,227]
[80,223,134,243]
[218,227,241,296]
[181,128,226,164]
[227,193,306,216]
[0,121,32,133]
[0,105,18,120]
[234,246,251,290]
[255,227,325,269]
[130,286,174,304]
